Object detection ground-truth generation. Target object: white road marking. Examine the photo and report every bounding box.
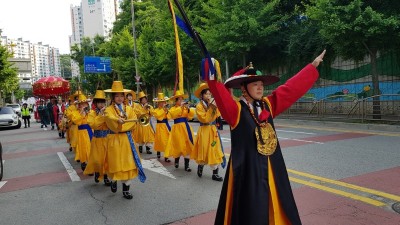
[275,129,315,135]
[0,181,7,189]
[57,152,81,182]
[220,137,231,142]
[142,159,176,179]
[278,137,324,144]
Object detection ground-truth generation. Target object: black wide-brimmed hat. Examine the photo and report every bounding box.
[224,63,280,89]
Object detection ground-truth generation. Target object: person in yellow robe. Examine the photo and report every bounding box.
[133,91,155,154]
[66,91,80,157]
[126,90,137,107]
[84,90,111,185]
[165,90,195,172]
[152,92,171,162]
[71,94,92,171]
[104,81,146,200]
[191,83,225,181]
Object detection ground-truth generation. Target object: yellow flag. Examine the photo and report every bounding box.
[168,0,184,93]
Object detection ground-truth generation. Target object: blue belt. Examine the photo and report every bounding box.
[200,121,217,126]
[157,119,171,131]
[78,124,93,141]
[93,130,109,138]
[199,120,226,168]
[109,130,128,134]
[174,117,193,144]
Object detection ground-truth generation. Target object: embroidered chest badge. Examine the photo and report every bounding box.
[255,123,277,156]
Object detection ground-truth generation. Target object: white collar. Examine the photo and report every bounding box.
[240,96,261,116]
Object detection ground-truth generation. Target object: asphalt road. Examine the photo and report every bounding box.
[1,118,399,225]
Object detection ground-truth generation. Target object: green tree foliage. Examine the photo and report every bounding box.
[60,54,72,79]
[307,0,400,117]
[0,45,19,101]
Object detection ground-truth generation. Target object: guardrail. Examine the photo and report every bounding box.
[280,94,400,124]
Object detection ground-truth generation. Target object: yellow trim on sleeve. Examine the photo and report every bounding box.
[263,97,274,118]
[231,101,241,130]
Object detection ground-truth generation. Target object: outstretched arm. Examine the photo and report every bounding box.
[267,50,325,117]
[207,80,239,128]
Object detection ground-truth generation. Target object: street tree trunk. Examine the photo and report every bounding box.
[370,49,381,120]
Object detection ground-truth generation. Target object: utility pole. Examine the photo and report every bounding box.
[131,0,140,95]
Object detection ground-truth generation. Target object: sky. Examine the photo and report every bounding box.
[0,0,82,54]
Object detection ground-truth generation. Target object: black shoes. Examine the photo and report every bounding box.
[111,181,118,193]
[104,175,111,186]
[157,152,161,158]
[174,158,179,168]
[122,183,133,200]
[94,172,100,183]
[165,157,171,163]
[212,168,223,182]
[139,146,142,153]
[146,146,152,154]
[81,162,87,171]
[197,165,204,177]
[51,125,55,130]
[184,158,191,172]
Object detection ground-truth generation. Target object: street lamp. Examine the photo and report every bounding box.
[131,0,140,95]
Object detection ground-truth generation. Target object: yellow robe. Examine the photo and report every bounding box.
[165,105,195,158]
[84,110,108,178]
[105,104,141,181]
[191,102,224,165]
[133,103,155,144]
[66,105,78,149]
[71,110,92,163]
[152,107,171,152]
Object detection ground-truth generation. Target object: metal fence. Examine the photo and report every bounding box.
[280,94,400,124]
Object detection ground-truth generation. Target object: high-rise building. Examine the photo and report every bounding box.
[69,0,121,77]
[0,35,61,89]
[69,4,84,78]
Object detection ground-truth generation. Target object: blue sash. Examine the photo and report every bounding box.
[157,119,171,131]
[200,121,226,168]
[78,124,93,141]
[174,117,193,144]
[116,104,146,183]
[93,130,109,138]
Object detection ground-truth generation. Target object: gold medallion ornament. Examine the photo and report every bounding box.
[255,123,277,156]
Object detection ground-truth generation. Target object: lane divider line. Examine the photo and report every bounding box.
[0,181,7,189]
[289,177,385,207]
[276,129,316,135]
[278,137,324,144]
[57,152,80,182]
[288,169,400,202]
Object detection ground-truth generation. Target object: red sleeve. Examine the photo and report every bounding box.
[267,64,319,117]
[207,80,239,127]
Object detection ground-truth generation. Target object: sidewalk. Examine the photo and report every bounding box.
[275,118,400,133]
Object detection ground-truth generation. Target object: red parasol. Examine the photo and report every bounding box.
[32,76,70,97]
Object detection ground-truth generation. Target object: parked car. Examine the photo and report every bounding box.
[0,106,22,129]
[6,103,22,117]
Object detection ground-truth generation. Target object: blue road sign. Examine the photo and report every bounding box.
[84,56,112,73]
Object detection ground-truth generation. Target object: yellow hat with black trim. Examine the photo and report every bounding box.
[194,83,209,99]
[93,90,106,100]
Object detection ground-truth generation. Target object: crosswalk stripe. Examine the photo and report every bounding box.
[57,152,80,182]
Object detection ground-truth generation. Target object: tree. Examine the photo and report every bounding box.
[70,36,108,93]
[60,54,72,79]
[307,0,400,118]
[0,45,19,104]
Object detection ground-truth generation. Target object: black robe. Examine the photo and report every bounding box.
[214,100,302,225]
